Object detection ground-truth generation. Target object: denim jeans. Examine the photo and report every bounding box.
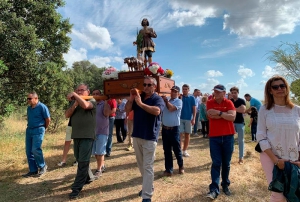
[162,126,183,173]
[209,135,234,195]
[106,117,115,155]
[25,127,46,172]
[193,112,200,133]
[234,123,245,159]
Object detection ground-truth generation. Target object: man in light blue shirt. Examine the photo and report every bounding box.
[161,86,184,176]
[244,94,262,112]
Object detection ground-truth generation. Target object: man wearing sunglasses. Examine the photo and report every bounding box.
[244,93,262,113]
[65,83,96,199]
[22,92,50,178]
[125,76,165,202]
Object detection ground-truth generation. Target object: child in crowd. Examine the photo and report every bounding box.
[248,106,258,142]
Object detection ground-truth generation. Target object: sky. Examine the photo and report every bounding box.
[58,0,300,100]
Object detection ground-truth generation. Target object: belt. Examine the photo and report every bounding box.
[162,125,177,130]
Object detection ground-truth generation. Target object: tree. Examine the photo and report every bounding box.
[0,0,72,130]
[268,42,300,80]
[268,42,300,104]
[67,60,106,91]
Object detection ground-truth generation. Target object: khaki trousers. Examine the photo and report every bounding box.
[133,137,157,199]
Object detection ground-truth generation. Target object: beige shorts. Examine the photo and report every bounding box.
[65,126,72,141]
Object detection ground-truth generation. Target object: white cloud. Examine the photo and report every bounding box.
[227,78,248,91]
[89,56,111,68]
[170,0,300,38]
[206,70,223,77]
[73,23,113,50]
[198,78,219,94]
[237,65,255,78]
[262,65,278,78]
[63,47,87,68]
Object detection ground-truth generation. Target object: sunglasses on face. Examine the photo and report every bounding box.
[143,83,153,87]
[271,84,287,90]
[27,98,34,100]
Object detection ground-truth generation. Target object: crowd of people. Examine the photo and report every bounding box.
[22,75,300,202]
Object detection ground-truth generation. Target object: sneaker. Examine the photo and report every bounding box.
[69,190,80,199]
[206,191,217,200]
[72,161,78,166]
[192,133,200,137]
[105,153,110,157]
[223,187,231,196]
[179,166,184,174]
[182,150,190,157]
[57,162,66,167]
[94,170,102,179]
[38,165,48,176]
[126,146,133,151]
[163,171,172,177]
[238,159,244,164]
[101,165,106,173]
[22,171,38,177]
[142,199,151,202]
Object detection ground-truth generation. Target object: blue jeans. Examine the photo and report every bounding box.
[209,135,234,195]
[193,112,200,133]
[162,126,183,173]
[25,127,46,172]
[106,117,115,155]
[234,123,245,159]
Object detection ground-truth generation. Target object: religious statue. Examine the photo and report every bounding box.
[133,18,157,68]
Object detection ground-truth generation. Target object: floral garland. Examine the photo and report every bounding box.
[102,66,119,80]
[144,62,164,76]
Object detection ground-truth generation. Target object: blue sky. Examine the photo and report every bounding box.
[59,0,300,100]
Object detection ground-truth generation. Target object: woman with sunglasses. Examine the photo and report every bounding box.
[257,75,300,201]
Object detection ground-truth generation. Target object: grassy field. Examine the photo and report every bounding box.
[0,114,270,202]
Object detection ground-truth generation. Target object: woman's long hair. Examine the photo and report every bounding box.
[264,75,294,110]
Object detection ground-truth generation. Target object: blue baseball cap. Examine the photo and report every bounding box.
[213,84,226,92]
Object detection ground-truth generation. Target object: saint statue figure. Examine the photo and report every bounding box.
[133,18,157,68]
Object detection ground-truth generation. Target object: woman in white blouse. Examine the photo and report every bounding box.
[257,75,300,202]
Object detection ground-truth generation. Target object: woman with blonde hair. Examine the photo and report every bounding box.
[257,75,300,202]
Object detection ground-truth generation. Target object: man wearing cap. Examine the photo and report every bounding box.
[206,84,236,200]
[125,76,165,202]
[180,84,196,157]
[161,86,184,177]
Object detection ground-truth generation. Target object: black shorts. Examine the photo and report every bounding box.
[144,50,153,58]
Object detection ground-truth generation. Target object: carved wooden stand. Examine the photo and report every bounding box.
[103,71,175,98]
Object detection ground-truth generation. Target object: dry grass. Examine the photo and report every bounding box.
[0,115,270,202]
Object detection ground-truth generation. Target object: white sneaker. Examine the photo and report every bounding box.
[193,133,200,137]
[183,150,190,157]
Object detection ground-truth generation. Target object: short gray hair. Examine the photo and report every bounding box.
[144,76,157,86]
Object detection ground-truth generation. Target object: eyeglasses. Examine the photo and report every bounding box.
[27,98,33,100]
[143,83,153,87]
[271,84,286,90]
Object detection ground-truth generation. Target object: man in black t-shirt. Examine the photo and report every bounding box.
[230,87,246,164]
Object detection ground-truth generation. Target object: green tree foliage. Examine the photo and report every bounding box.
[0,0,72,131]
[66,60,106,91]
[268,42,300,104]
[268,42,300,80]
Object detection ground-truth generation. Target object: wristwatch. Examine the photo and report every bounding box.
[219,111,223,116]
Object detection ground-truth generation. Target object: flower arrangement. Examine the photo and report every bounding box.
[102,66,119,80]
[144,62,164,76]
[164,69,174,78]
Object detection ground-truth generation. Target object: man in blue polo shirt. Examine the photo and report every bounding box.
[161,86,184,177]
[244,94,262,113]
[22,92,50,177]
[125,76,165,202]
